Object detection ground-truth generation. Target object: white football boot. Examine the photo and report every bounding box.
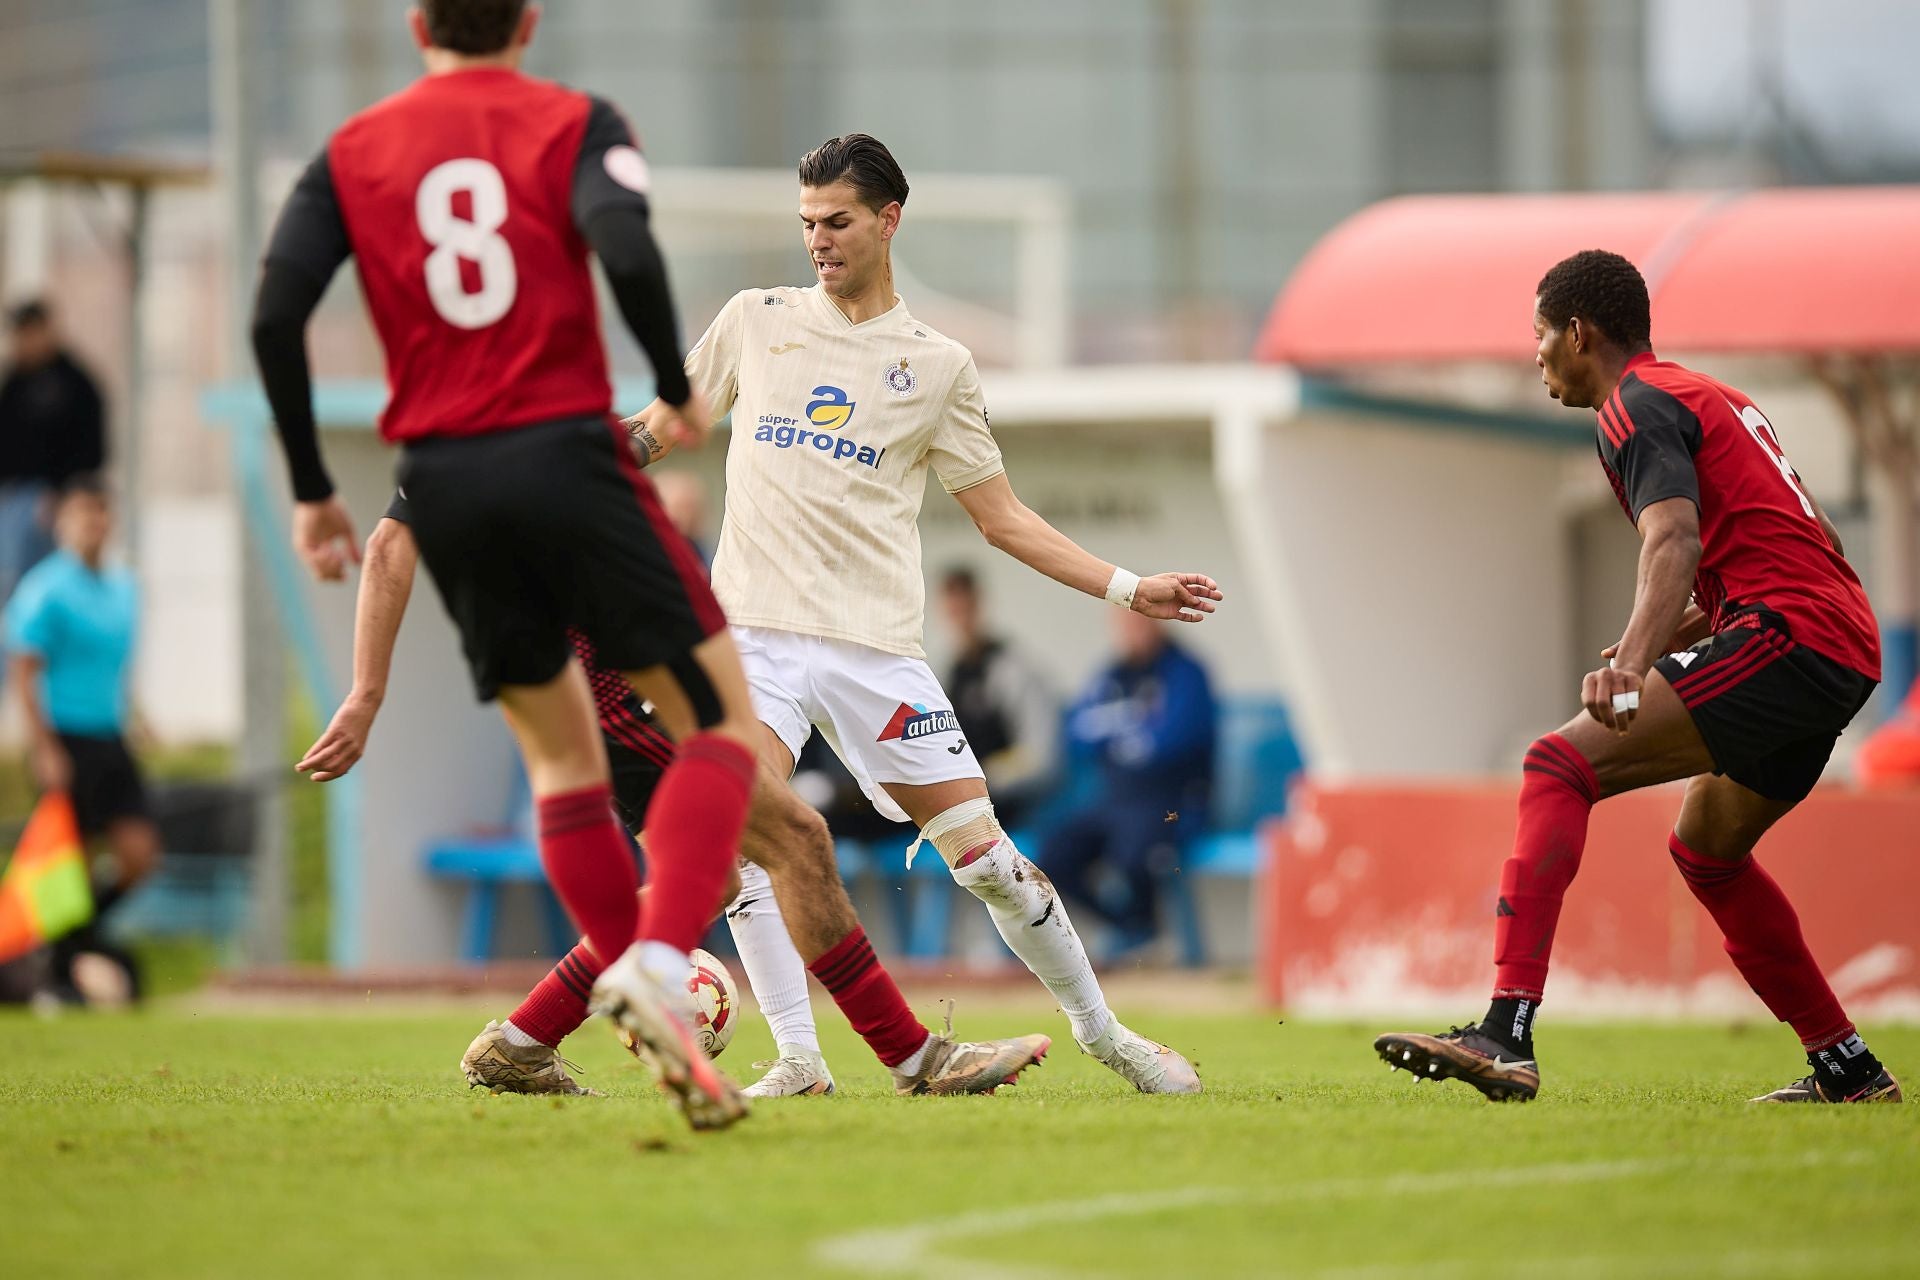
[1080,1021,1203,1094]
[590,945,749,1131]
[741,1044,836,1098]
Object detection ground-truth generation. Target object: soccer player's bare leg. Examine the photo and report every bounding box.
[1377,670,1895,1103]
[883,775,1203,1094]
[619,630,760,977]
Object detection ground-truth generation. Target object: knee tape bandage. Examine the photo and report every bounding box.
[906,796,1002,869]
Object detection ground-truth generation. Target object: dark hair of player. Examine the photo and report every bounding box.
[1535,249,1652,350]
[59,472,110,504]
[797,134,910,211]
[941,565,979,595]
[7,297,49,330]
[418,0,527,54]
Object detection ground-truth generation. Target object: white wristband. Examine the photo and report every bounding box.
[1104,567,1141,610]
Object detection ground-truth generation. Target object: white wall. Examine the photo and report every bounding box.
[1248,413,1578,778]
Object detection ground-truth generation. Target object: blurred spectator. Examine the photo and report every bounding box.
[4,478,156,1002]
[937,566,1055,827]
[1041,609,1216,958]
[0,300,107,606]
[652,469,712,565]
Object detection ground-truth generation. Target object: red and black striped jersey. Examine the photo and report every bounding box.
[1596,352,1879,680]
[570,628,674,770]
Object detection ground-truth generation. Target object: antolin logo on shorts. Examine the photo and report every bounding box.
[877,701,961,743]
[751,384,887,469]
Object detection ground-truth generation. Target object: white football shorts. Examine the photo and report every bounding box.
[731,625,984,823]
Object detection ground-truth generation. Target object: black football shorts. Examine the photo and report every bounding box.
[1654,604,1877,803]
[398,417,726,701]
[58,732,152,835]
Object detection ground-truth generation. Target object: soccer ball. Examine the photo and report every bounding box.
[686,948,738,1059]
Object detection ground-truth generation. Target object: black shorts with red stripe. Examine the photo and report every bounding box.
[398,416,725,701]
[1654,604,1877,803]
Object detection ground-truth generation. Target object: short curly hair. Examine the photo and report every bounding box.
[1535,249,1651,349]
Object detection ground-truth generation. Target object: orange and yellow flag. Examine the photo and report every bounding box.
[0,792,93,964]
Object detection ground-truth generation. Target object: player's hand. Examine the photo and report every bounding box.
[30,737,72,794]
[650,390,715,452]
[298,692,381,782]
[1131,572,1223,623]
[293,498,361,583]
[1582,664,1644,735]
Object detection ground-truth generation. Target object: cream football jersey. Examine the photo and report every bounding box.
[686,284,1003,657]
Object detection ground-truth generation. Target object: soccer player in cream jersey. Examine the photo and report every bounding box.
[629,134,1220,1096]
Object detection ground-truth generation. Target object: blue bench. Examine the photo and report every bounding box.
[423,835,576,964]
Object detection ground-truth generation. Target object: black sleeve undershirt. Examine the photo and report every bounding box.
[571,97,690,407]
[251,148,352,502]
[1607,378,1703,523]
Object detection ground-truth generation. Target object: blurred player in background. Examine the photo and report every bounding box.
[249,0,757,1129]
[301,494,1054,1098]
[629,134,1218,1097]
[1376,250,1899,1105]
[937,565,1056,828]
[1044,608,1216,959]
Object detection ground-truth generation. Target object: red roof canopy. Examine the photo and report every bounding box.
[1256,187,1920,366]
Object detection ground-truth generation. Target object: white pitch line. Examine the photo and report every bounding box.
[811,1152,1876,1280]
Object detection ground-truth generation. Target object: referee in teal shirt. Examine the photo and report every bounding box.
[4,477,158,997]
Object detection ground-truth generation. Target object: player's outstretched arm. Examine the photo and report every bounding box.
[951,473,1223,622]
[297,517,418,782]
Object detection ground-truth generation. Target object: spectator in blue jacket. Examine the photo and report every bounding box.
[1041,609,1216,958]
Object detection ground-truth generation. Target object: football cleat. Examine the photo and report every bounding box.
[741,1044,836,1098]
[893,1011,1051,1097]
[1079,1021,1202,1094]
[460,1020,598,1096]
[1751,1068,1902,1104]
[590,948,749,1131]
[1374,1023,1540,1103]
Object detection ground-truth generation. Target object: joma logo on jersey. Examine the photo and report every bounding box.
[877,701,961,743]
[806,385,856,431]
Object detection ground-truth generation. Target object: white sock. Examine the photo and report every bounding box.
[894,1035,933,1077]
[949,837,1115,1045]
[501,1019,543,1048]
[726,862,821,1054]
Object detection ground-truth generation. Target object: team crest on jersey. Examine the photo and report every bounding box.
[877,701,961,743]
[806,385,856,431]
[884,358,917,398]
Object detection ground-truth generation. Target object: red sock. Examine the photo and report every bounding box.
[1491,734,1599,1001]
[1669,834,1854,1050]
[638,733,755,954]
[808,926,928,1068]
[537,786,640,970]
[508,941,602,1047]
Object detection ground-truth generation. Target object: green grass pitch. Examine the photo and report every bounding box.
[3,990,1916,1278]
